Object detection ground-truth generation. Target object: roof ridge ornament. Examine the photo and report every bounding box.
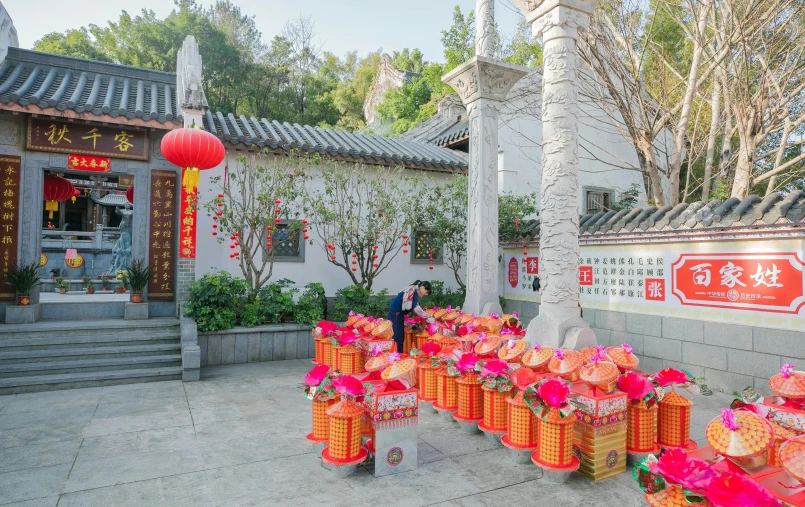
[176,35,207,112]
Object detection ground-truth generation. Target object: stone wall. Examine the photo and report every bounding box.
[503,299,804,395]
[198,324,313,366]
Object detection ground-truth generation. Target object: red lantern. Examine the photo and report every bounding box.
[275,199,281,205]
[160,126,225,191]
[212,232,217,236]
[70,188,81,203]
[43,175,75,219]
[403,249,408,254]
[330,255,336,261]
[304,235,309,240]
[302,220,308,225]
[373,263,379,268]
[218,193,224,198]
[352,268,357,272]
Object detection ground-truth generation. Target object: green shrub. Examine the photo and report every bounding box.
[332,285,390,321]
[419,280,466,309]
[296,283,326,325]
[257,279,298,323]
[184,272,247,331]
[240,299,267,328]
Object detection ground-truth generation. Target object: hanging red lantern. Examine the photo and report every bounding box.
[302,220,308,225]
[274,208,281,214]
[217,202,223,207]
[351,261,357,265]
[302,228,308,233]
[229,244,235,249]
[160,126,226,191]
[373,263,379,268]
[351,253,357,258]
[70,188,81,203]
[373,245,379,250]
[403,249,408,254]
[212,224,218,229]
[402,235,409,240]
[217,211,223,216]
[330,255,336,261]
[373,255,378,259]
[212,232,217,236]
[43,175,74,219]
[429,266,434,271]
[234,232,240,238]
[218,193,224,198]
[213,216,218,221]
[304,235,309,240]
[275,199,281,205]
[352,268,357,272]
[274,218,281,224]
[125,186,134,205]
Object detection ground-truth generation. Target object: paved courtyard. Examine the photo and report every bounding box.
[0,359,731,507]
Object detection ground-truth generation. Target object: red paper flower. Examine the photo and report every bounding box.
[317,321,338,336]
[456,353,480,373]
[648,448,716,494]
[427,322,440,336]
[720,408,740,431]
[305,365,331,387]
[704,472,780,507]
[653,368,691,388]
[617,372,654,400]
[538,378,571,409]
[781,364,794,378]
[421,341,441,355]
[480,359,509,378]
[511,368,539,391]
[332,375,366,396]
[338,330,358,346]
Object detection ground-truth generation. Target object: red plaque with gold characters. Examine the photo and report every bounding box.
[67,154,111,172]
[147,170,177,301]
[179,168,197,258]
[0,156,21,301]
[26,117,149,161]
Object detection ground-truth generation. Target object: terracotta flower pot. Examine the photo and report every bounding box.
[17,295,30,306]
[86,288,95,295]
[130,293,143,303]
[59,288,67,294]
[115,287,126,294]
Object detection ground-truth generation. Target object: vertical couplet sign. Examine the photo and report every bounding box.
[179,168,197,258]
[147,170,177,301]
[0,156,21,301]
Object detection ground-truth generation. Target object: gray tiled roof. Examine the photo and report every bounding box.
[89,190,130,207]
[431,119,469,147]
[203,112,468,173]
[513,191,805,241]
[0,48,181,125]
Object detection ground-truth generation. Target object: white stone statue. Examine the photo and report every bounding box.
[0,2,19,65]
[176,35,207,111]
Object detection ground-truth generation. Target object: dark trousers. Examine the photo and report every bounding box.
[389,310,405,353]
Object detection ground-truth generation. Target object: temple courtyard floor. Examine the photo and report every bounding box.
[0,359,731,507]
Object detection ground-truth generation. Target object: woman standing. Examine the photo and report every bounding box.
[388,280,433,353]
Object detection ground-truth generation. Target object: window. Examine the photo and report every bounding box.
[264,222,305,262]
[411,230,442,264]
[585,189,613,214]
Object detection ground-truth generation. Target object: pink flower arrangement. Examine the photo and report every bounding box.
[653,368,692,388]
[338,330,358,346]
[332,375,366,396]
[555,349,565,360]
[704,472,780,507]
[621,343,633,354]
[532,342,542,351]
[538,378,571,409]
[305,365,331,387]
[456,325,475,337]
[648,448,716,494]
[617,372,655,400]
[501,328,512,335]
[720,408,740,431]
[480,359,509,378]
[427,322,441,336]
[456,352,480,373]
[511,367,539,391]
[387,352,401,363]
[781,364,794,378]
[421,341,441,355]
[316,321,338,336]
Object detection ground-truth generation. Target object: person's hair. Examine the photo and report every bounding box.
[413,280,432,294]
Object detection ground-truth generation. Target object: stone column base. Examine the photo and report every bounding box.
[5,303,41,324]
[525,311,597,350]
[124,302,149,320]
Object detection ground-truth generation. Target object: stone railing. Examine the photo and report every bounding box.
[197,324,313,366]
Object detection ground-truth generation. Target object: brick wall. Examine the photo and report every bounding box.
[177,258,195,304]
[504,299,805,395]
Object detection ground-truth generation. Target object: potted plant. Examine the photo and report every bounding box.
[115,271,129,294]
[50,267,61,281]
[55,276,68,294]
[4,261,40,306]
[81,275,91,292]
[126,259,149,303]
[100,273,110,291]
[85,278,96,295]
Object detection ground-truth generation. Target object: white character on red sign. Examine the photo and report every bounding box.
[648,280,663,299]
[689,263,712,286]
[750,263,783,288]
[719,262,746,288]
[527,258,538,273]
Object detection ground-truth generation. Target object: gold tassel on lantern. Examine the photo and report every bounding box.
[182,167,200,192]
[46,201,58,219]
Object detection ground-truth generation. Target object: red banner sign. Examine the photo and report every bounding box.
[579,266,593,286]
[525,257,539,274]
[508,257,519,288]
[179,169,197,258]
[68,154,111,172]
[671,253,805,314]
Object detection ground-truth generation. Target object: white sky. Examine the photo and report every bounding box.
[7,0,523,63]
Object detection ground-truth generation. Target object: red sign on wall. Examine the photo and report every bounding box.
[179,169,197,258]
[525,257,539,274]
[508,257,519,288]
[671,253,805,313]
[645,278,665,301]
[68,154,111,172]
[579,266,593,286]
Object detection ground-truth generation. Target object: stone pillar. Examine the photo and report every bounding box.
[514,0,599,349]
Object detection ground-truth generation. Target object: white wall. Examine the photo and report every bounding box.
[497,69,655,213]
[195,153,462,297]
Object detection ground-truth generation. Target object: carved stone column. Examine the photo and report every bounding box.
[443,57,528,316]
[514,0,599,349]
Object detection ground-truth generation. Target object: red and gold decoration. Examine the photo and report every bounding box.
[68,154,111,172]
[531,378,580,475]
[40,253,47,268]
[125,185,134,205]
[770,364,805,406]
[179,171,198,258]
[321,375,369,471]
[521,343,554,372]
[502,368,541,453]
[302,365,338,447]
[548,348,584,382]
[65,252,85,269]
[573,380,628,480]
[705,409,773,469]
[28,118,149,160]
[147,170,177,301]
[160,125,225,192]
[618,372,661,456]
[452,353,483,426]
[434,366,459,415]
[43,174,75,219]
[654,369,697,450]
[414,341,441,403]
[578,349,620,393]
[477,359,512,436]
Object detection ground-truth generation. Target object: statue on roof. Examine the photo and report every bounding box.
[176,35,207,111]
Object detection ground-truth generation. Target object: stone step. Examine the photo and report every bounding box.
[0,332,180,351]
[0,318,180,340]
[0,354,181,377]
[0,367,183,395]
[0,343,181,364]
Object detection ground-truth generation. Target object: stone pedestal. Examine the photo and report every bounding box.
[5,303,41,324]
[124,302,149,320]
[514,0,600,350]
[442,56,528,316]
[180,316,200,382]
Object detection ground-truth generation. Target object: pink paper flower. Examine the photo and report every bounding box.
[456,353,480,372]
[512,311,518,318]
[338,330,358,346]
[511,368,539,391]
[367,316,374,322]
[720,409,739,431]
[501,328,512,335]
[532,342,542,351]
[370,346,382,357]
[538,378,571,408]
[316,321,338,335]
[427,322,440,336]
[617,372,654,400]
[305,365,331,387]
[332,375,366,396]
[480,359,509,378]
[387,352,401,363]
[621,343,633,354]
[348,311,355,317]
[653,368,691,387]
[489,312,499,319]
[648,448,716,494]
[421,341,441,355]
[781,364,794,378]
[704,472,780,507]
[507,339,516,349]
[477,332,487,341]
[555,349,565,360]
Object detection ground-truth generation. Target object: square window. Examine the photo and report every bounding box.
[411,230,442,264]
[585,189,613,214]
[264,222,305,262]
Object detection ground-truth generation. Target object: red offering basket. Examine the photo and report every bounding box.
[454,373,483,423]
[502,390,538,451]
[434,367,459,414]
[627,401,660,455]
[479,385,509,434]
[322,399,368,468]
[658,390,697,450]
[533,407,579,473]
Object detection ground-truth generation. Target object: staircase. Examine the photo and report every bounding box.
[0,318,182,394]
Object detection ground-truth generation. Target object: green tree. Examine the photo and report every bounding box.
[34,29,113,63]
[391,48,425,74]
[441,5,475,71]
[420,175,468,288]
[499,192,538,242]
